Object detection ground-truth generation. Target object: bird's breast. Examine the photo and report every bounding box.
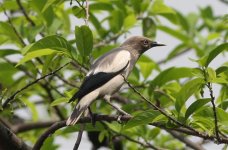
[98,74,125,96]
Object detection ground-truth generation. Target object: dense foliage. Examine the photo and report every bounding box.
[0,0,227,149]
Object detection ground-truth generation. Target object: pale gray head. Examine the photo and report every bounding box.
[120,36,165,54]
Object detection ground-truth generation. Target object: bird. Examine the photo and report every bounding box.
[66,36,165,125]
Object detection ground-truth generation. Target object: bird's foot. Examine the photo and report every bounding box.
[117,115,123,124]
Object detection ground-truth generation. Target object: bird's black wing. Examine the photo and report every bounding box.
[68,61,129,102]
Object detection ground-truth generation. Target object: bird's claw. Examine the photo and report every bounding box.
[117,115,123,124]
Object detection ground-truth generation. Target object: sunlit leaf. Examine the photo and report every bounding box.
[17,49,57,66]
[51,97,69,106]
[157,26,189,43]
[151,0,176,14]
[22,35,75,57]
[138,55,156,79]
[199,43,228,67]
[124,14,137,29]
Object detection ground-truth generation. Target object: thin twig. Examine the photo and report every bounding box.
[206,82,220,142]
[32,115,228,150]
[73,124,85,150]
[122,75,205,136]
[167,130,205,150]
[2,62,70,109]
[16,0,35,26]
[85,0,89,25]
[203,68,220,142]
[120,133,162,150]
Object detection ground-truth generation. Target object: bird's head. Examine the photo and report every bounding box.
[120,36,165,54]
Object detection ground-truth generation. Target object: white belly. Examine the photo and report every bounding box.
[98,75,124,96]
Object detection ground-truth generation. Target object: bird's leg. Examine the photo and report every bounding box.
[104,95,130,116]
[88,107,96,127]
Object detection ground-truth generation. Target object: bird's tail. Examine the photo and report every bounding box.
[66,91,99,126]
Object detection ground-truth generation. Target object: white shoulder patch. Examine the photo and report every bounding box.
[93,50,130,74]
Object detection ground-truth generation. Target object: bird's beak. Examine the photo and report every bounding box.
[151,42,166,47]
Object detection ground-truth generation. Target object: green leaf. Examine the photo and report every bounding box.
[90,2,113,11]
[42,54,56,75]
[151,0,176,14]
[216,66,228,75]
[42,0,63,12]
[22,98,39,121]
[109,10,124,33]
[185,98,211,119]
[130,0,141,13]
[75,25,93,57]
[0,22,24,46]
[176,11,190,33]
[142,17,156,38]
[137,55,156,79]
[98,130,108,143]
[51,97,69,106]
[23,35,74,57]
[124,110,160,129]
[175,78,204,113]
[17,49,57,66]
[166,44,188,60]
[0,49,19,57]
[199,43,228,67]
[151,67,193,87]
[72,6,85,18]
[157,26,189,43]
[124,14,137,29]
[217,108,228,126]
[0,62,18,86]
[207,67,217,82]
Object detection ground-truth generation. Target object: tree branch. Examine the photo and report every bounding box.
[122,75,201,134]
[203,68,220,142]
[206,82,220,142]
[0,122,31,150]
[167,130,205,150]
[2,62,70,109]
[73,124,85,150]
[85,0,89,25]
[16,0,35,26]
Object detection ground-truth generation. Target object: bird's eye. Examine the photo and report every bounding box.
[143,40,149,45]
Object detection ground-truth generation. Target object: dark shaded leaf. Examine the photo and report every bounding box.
[75,25,93,57]
[0,49,19,57]
[142,17,156,38]
[72,6,85,18]
[199,43,228,67]
[185,98,211,119]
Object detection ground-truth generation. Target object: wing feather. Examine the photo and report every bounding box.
[68,50,130,102]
